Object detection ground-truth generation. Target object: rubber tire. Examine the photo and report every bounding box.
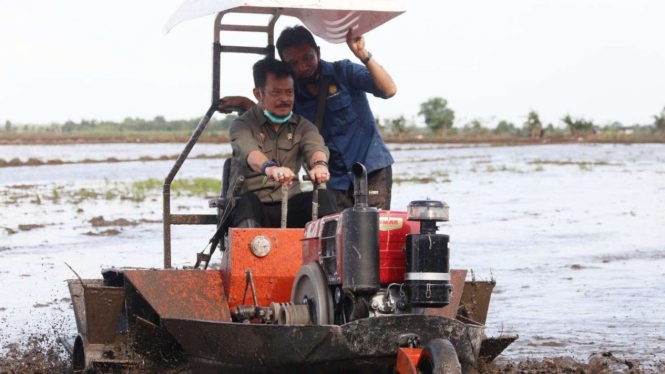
[417,339,461,374]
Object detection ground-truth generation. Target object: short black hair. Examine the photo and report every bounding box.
[276,25,317,60]
[252,58,296,88]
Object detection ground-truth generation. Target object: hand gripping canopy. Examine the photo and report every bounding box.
[165,0,406,43]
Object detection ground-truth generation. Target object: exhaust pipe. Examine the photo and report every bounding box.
[351,163,369,207]
[342,163,380,296]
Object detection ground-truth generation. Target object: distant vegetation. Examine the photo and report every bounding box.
[2,115,236,136]
[379,99,665,143]
[2,101,664,144]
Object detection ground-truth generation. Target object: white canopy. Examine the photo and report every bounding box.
[165,0,406,43]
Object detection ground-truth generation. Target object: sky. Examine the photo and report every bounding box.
[1,0,664,128]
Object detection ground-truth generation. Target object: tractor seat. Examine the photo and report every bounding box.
[208,158,233,215]
[208,197,227,209]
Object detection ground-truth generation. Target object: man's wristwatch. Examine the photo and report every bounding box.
[260,159,278,175]
[361,51,372,65]
[311,160,328,168]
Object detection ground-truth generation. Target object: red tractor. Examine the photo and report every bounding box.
[62,2,515,373]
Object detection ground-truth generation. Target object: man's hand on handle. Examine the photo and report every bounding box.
[265,166,296,186]
[308,164,330,185]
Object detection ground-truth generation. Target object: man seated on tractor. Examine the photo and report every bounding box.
[220,26,397,212]
[227,57,337,228]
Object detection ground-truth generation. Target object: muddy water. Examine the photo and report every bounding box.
[1,143,664,365]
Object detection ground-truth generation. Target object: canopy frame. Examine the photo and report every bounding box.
[163,8,283,269]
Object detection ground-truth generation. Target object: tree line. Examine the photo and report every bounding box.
[382,98,665,138]
[3,100,665,138]
[2,115,237,134]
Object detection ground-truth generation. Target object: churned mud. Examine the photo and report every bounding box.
[479,353,665,374]
[1,342,662,374]
[89,216,160,228]
[0,338,69,374]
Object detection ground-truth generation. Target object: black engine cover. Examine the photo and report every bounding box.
[405,233,452,307]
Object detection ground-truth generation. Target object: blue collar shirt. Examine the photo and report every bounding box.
[294,59,394,190]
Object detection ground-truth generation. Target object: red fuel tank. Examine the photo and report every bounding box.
[378,211,420,284]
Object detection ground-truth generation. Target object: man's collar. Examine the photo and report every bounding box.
[319,59,334,76]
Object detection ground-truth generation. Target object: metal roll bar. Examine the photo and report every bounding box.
[163,8,283,269]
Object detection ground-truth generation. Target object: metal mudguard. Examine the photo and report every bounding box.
[163,314,484,374]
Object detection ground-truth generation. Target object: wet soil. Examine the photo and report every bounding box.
[0,153,231,168]
[1,343,662,374]
[83,229,122,236]
[1,132,664,146]
[479,353,665,374]
[0,338,69,374]
[0,339,192,374]
[18,224,46,231]
[2,142,664,372]
[89,216,160,228]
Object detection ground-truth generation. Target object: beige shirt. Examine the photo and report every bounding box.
[228,105,329,203]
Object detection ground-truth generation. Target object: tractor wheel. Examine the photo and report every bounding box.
[291,262,333,325]
[417,339,461,374]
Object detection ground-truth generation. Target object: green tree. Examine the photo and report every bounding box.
[4,120,11,132]
[418,97,455,136]
[388,116,407,138]
[494,120,515,134]
[462,119,485,135]
[62,120,76,133]
[562,114,594,136]
[654,107,665,133]
[523,111,543,138]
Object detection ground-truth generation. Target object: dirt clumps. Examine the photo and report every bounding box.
[597,250,665,263]
[89,216,137,227]
[3,227,18,235]
[0,153,231,168]
[479,355,646,373]
[84,229,121,236]
[83,216,160,235]
[478,352,664,374]
[0,337,69,374]
[18,224,46,231]
[7,184,37,190]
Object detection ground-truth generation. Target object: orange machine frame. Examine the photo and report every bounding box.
[222,228,305,310]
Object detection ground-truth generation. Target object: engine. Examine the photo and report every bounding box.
[302,164,452,324]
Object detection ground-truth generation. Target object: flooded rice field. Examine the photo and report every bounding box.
[1,142,664,370]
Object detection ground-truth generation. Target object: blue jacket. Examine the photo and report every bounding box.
[294,59,394,190]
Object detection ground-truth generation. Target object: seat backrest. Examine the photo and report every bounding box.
[221,158,232,198]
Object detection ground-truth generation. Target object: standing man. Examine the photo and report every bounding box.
[221,26,397,210]
[227,58,336,228]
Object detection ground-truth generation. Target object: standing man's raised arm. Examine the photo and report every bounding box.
[346,29,397,98]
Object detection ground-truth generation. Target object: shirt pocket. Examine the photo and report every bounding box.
[326,92,358,134]
[277,133,301,166]
[257,133,273,154]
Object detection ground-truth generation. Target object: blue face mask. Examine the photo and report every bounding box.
[264,109,293,124]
